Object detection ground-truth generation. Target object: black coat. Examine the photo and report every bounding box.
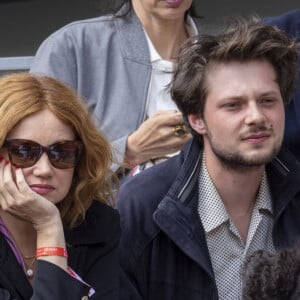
[0,201,120,300]
[117,139,300,299]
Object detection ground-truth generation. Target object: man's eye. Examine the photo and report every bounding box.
[223,102,241,110]
[261,98,275,105]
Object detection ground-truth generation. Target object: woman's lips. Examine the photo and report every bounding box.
[30,184,55,195]
[165,0,183,8]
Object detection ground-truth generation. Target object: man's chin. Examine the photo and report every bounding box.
[246,146,281,163]
[215,148,280,169]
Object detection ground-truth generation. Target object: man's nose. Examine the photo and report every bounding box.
[244,103,266,125]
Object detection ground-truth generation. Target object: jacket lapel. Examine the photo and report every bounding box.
[153,141,215,279]
[268,147,300,217]
[153,196,215,280]
[115,4,151,64]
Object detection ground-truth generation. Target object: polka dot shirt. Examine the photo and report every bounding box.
[198,157,275,300]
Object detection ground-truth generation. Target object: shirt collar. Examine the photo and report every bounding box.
[198,157,228,232]
[198,156,273,233]
[144,15,199,64]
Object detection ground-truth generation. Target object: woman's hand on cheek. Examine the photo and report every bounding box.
[0,159,60,230]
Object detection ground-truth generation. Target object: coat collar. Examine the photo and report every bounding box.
[267,146,300,218]
[153,140,215,280]
[162,139,300,219]
[153,139,300,279]
[115,3,151,64]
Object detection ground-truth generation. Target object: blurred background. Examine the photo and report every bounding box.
[0,0,298,70]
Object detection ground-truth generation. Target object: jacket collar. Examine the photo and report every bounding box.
[115,3,151,64]
[162,139,300,217]
[153,139,300,279]
[154,140,215,279]
[267,146,300,218]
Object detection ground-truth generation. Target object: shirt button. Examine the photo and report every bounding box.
[81,296,89,300]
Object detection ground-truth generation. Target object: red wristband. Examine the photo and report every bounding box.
[36,247,68,258]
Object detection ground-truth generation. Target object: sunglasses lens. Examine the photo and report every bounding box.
[4,139,82,169]
[47,141,82,169]
[7,140,40,168]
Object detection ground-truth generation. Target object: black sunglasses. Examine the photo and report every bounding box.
[3,139,83,169]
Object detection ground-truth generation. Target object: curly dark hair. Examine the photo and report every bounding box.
[242,248,300,299]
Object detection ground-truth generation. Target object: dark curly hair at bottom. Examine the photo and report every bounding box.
[242,247,300,299]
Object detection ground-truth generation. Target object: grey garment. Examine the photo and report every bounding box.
[30,4,152,169]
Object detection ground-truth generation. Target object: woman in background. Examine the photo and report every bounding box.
[30,0,199,176]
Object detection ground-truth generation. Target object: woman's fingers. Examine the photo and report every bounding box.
[0,159,57,224]
[126,111,192,164]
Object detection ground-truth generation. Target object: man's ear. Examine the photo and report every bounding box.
[187,114,207,135]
